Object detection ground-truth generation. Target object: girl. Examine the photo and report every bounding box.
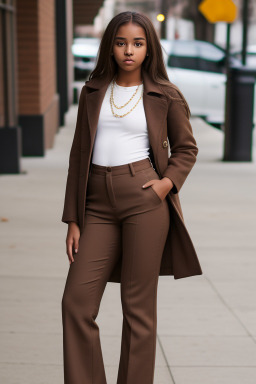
[61,11,202,384]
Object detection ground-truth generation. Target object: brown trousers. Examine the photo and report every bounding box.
[62,158,170,384]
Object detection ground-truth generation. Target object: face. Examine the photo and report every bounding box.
[112,22,148,72]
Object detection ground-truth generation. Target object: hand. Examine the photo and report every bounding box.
[66,222,80,264]
[142,177,174,201]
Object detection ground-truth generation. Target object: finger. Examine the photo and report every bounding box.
[142,181,151,188]
[67,240,74,263]
[142,181,153,188]
[74,239,79,254]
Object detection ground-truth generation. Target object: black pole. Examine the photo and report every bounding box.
[225,23,231,73]
[241,0,249,65]
[55,0,69,126]
[160,0,168,39]
[2,5,9,127]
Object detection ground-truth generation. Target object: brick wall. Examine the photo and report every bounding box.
[16,0,59,151]
[17,0,56,115]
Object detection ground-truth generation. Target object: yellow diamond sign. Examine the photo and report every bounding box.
[199,0,237,23]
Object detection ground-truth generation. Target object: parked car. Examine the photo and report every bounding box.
[160,39,256,128]
[231,45,256,68]
[72,37,100,80]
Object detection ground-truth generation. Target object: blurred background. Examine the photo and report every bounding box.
[0,0,256,171]
[1,1,256,383]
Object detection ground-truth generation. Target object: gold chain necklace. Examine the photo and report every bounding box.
[110,78,140,109]
[110,78,143,118]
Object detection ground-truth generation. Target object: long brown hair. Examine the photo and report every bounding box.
[89,11,191,118]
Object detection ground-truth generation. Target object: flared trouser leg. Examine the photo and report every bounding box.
[62,214,122,384]
[117,202,170,384]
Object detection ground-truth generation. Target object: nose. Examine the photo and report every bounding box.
[125,44,133,55]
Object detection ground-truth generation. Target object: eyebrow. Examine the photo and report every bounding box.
[114,37,146,41]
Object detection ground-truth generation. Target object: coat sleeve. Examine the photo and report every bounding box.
[162,94,199,194]
[61,86,86,225]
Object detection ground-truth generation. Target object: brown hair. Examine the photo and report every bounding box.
[89,11,191,118]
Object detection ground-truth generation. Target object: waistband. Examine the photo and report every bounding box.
[90,157,153,176]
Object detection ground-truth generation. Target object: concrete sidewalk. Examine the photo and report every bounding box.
[1,106,256,384]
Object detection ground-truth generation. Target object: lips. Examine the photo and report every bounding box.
[123,59,134,62]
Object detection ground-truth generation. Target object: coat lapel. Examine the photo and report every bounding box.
[84,68,168,172]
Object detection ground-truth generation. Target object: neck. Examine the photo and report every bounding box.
[114,68,143,87]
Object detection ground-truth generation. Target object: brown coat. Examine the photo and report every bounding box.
[61,68,203,282]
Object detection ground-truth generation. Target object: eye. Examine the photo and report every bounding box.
[116,42,143,47]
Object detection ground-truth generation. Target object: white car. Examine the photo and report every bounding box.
[72,37,100,80]
[161,39,256,128]
[231,45,256,68]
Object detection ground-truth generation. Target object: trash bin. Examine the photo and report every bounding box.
[223,64,256,161]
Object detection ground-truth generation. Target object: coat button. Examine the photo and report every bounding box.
[162,140,168,148]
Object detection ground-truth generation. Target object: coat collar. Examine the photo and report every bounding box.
[84,67,168,174]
